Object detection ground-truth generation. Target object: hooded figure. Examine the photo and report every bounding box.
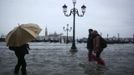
[87,29,94,61]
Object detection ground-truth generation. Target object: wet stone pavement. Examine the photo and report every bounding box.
[0,42,134,75]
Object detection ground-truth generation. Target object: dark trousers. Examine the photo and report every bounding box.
[95,49,105,65]
[88,49,93,61]
[96,49,103,58]
[88,49,103,61]
[14,52,27,75]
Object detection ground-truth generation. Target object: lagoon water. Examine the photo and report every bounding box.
[0,42,134,75]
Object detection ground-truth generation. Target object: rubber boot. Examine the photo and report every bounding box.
[96,58,105,66]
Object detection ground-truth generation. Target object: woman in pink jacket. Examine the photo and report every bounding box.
[92,30,105,66]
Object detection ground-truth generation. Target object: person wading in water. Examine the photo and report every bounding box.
[9,43,30,75]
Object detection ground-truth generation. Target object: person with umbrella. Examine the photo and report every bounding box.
[6,23,42,75]
[9,44,30,75]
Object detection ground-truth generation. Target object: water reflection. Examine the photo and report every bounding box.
[79,62,108,75]
[0,43,134,75]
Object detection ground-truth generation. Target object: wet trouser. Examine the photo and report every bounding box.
[96,49,103,58]
[88,49,93,61]
[88,49,103,60]
[95,49,105,65]
[14,52,27,75]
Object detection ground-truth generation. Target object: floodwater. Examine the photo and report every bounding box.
[0,42,134,75]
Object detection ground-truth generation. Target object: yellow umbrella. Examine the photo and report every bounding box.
[6,23,42,47]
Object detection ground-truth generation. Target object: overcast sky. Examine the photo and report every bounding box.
[0,0,134,38]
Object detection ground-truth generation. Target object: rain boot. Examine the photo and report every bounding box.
[96,58,105,66]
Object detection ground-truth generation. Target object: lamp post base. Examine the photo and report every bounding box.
[70,46,77,52]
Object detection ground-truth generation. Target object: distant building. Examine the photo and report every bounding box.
[47,32,62,42]
[36,36,44,41]
[62,36,73,43]
[77,37,87,43]
[0,34,6,42]
[43,27,72,43]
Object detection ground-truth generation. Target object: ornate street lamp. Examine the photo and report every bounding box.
[63,24,72,44]
[62,0,86,52]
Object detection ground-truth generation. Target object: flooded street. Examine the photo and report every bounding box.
[0,42,134,75]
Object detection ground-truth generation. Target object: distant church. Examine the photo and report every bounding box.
[44,27,72,43]
[36,27,72,43]
[44,27,62,42]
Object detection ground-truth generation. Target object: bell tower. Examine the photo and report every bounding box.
[45,27,48,36]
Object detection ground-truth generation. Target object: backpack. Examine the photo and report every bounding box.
[100,37,107,48]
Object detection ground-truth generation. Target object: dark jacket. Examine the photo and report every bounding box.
[9,44,30,55]
[87,35,93,50]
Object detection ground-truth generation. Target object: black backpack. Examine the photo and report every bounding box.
[100,37,107,48]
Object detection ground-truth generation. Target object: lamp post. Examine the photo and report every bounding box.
[62,0,86,52]
[133,34,134,42]
[63,24,72,44]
